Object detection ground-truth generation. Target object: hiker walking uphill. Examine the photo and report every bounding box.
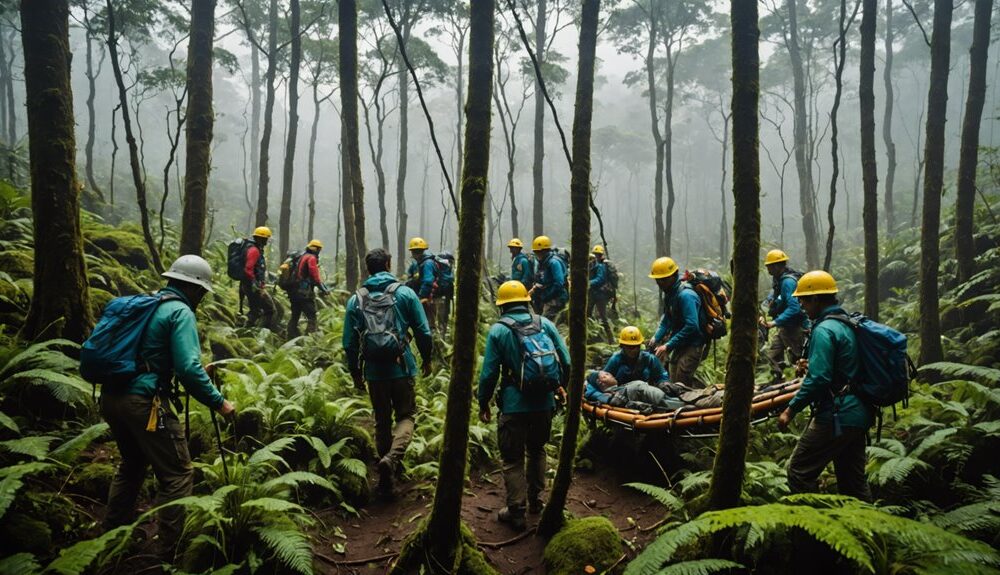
[648,257,707,386]
[83,255,235,557]
[762,249,808,384]
[777,271,874,501]
[508,238,534,287]
[228,226,278,332]
[588,244,615,342]
[282,239,330,339]
[530,235,568,322]
[478,281,570,531]
[344,248,433,499]
[406,236,455,333]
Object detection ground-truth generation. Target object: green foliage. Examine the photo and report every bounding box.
[543,516,625,575]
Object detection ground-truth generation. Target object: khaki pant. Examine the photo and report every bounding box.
[588,297,613,342]
[787,420,871,501]
[243,283,278,331]
[497,411,552,513]
[287,295,317,338]
[541,298,566,323]
[436,295,453,335]
[101,393,192,550]
[368,378,416,466]
[668,345,704,387]
[766,324,804,380]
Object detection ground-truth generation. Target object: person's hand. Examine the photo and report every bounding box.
[654,345,668,361]
[646,337,656,351]
[420,297,430,305]
[758,316,769,328]
[795,359,809,378]
[217,400,236,419]
[479,408,492,423]
[766,321,775,329]
[777,407,793,431]
[352,373,366,392]
[205,363,217,380]
[422,362,433,378]
[555,387,567,404]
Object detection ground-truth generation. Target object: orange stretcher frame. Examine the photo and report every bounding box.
[581,379,802,434]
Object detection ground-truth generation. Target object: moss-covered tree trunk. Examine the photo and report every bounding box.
[707,0,760,512]
[786,0,820,270]
[20,0,93,342]
[537,0,599,538]
[341,0,367,279]
[339,0,360,292]
[955,0,993,283]
[105,0,163,274]
[393,0,494,570]
[255,0,278,227]
[531,0,547,237]
[278,0,301,257]
[179,0,216,257]
[882,0,896,233]
[918,0,952,366]
[860,0,879,320]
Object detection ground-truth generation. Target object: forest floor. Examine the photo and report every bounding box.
[313,463,660,574]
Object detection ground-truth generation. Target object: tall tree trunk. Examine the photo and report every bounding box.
[537,0,599,539]
[307,84,321,240]
[824,0,850,271]
[278,0,302,256]
[860,0,879,320]
[663,44,677,256]
[955,0,993,282]
[395,13,411,275]
[5,31,16,151]
[707,0,760,511]
[20,0,93,342]
[106,0,163,274]
[718,107,731,266]
[394,0,493,569]
[363,89,391,248]
[250,43,261,206]
[340,127,359,290]
[342,0,367,279]
[180,0,216,256]
[643,10,665,254]
[786,0,821,269]
[918,0,952,365]
[531,0,547,237]
[882,0,896,233]
[255,0,278,227]
[455,29,465,186]
[83,14,104,201]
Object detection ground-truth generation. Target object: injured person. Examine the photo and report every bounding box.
[584,370,725,413]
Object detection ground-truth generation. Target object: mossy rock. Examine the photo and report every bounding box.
[0,250,33,279]
[0,513,52,555]
[69,462,116,499]
[543,516,624,575]
[88,288,116,317]
[84,226,152,270]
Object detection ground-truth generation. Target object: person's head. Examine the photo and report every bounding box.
[792,270,839,319]
[252,226,272,246]
[365,248,392,275]
[306,239,323,254]
[507,238,524,258]
[495,280,531,312]
[586,370,618,391]
[409,237,429,260]
[618,325,644,360]
[162,254,214,309]
[592,244,605,262]
[764,249,789,278]
[648,256,679,292]
[532,235,552,258]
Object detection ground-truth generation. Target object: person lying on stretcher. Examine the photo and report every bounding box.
[584,370,686,413]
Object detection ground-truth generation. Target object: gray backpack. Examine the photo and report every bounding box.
[356,283,409,363]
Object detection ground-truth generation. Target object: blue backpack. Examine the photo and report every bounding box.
[80,292,181,388]
[821,312,915,408]
[499,315,563,395]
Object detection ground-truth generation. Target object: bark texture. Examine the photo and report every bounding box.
[180,0,217,256]
[860,0,879,320]
[531,0,547,237]
[21,0,93,342]
[255,0,279,227]
[707,0,760,511]
[339,0,363,290]
[278,0,302,256]
[882,0,896,233]
[83,12,104,201]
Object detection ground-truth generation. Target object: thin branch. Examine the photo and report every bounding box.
[900,0,931,47]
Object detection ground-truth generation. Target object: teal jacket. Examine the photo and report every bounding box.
[477,305,570,414]
[602,350,668,387]
[118,286,224,409]
[406,254,439,299]
[535,254,568,303]
[788,305,874,429]
[770,274,808,328]
[510,253,533,286]
[343,271,433,382]
[653,281,706,350]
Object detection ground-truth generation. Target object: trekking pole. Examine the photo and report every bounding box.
[208,365,231,484]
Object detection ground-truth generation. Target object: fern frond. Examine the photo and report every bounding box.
[262,471,336,494]
[624,482,683,511]
[247,437,296,467]
[920,362,1000,386]
[242,497,306,514]
[874,456,930,486]
[656,559,745,575]
[0,409,19,434]
[45,524,134,575]
[335,458,367,479]
[255,526,313,575]
[0,552,40,575]
[0,436,56,460]
[49,423,109,464]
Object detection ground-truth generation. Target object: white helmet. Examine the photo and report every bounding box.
[162,254,215,293]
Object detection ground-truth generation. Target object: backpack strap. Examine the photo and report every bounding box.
[355,287,370,313]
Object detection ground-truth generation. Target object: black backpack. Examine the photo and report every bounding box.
[226,238,253,280]
[604,259,620,293]
[277,251,305,291]
[356,283,410,363]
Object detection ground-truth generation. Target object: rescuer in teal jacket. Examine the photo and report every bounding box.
[761,249,808,383]
[477,281,570,531]
[778,270,874,501]
[508,238,534,286]
[648,257,706,386]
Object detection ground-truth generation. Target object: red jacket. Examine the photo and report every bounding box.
[297,252,323,287]
[245,244,265,285]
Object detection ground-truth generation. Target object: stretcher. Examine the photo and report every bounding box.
[581,379,801,436]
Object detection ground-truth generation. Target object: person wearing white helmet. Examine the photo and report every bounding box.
[102,254,235,556]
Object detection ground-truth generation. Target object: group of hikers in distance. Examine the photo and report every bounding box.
[78,223,910,556]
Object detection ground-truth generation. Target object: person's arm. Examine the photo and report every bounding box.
[419,259,436,299]
[602,353,621,379]
[306,255,323,286]
[168,307,224,409]
[774,277,802,326]
[244,246,260,284]
[403,288,433,363]
[787,325,835,415]
[648,353,670,385]
[589,262,606,289]
[477,327,504,412]
[666,291,702,349]
[342,296,362,376]
[652,313,670,345]
[584,382,611,403]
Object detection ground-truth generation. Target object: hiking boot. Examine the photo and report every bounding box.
[376,456,395,499]
[498,506,526,531]
[528,498,544,514]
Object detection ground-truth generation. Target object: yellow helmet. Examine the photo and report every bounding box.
[253,226,273,239]
[618,326,644,346]
[495,280,532,306]
[307,239,324,250]
[648,257,679,279]
[765,249,789,266]
[592,244,605,255]
[409,237,429,250]
[508,238,524,248]
[532,235,552,251]
[793,270,838,297]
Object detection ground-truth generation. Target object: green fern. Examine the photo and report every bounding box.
[48,423,109,464]
[655,559,744,575]
[919,362,1000,386]
[625,482,684,511]
[0,436,56,460]
[0,552,40,575]
[0,409,19,434]
[45,523,137,575]
[254,526,313,575]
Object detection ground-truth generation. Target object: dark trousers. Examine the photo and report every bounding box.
[787,420,872,501]
[101,393,192,549]
[287,295,317,338]
[588,297,613,341]
[242,282,277,331]
[436,295,453,334]
[498,411,552,513]
[368,378,416,466]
